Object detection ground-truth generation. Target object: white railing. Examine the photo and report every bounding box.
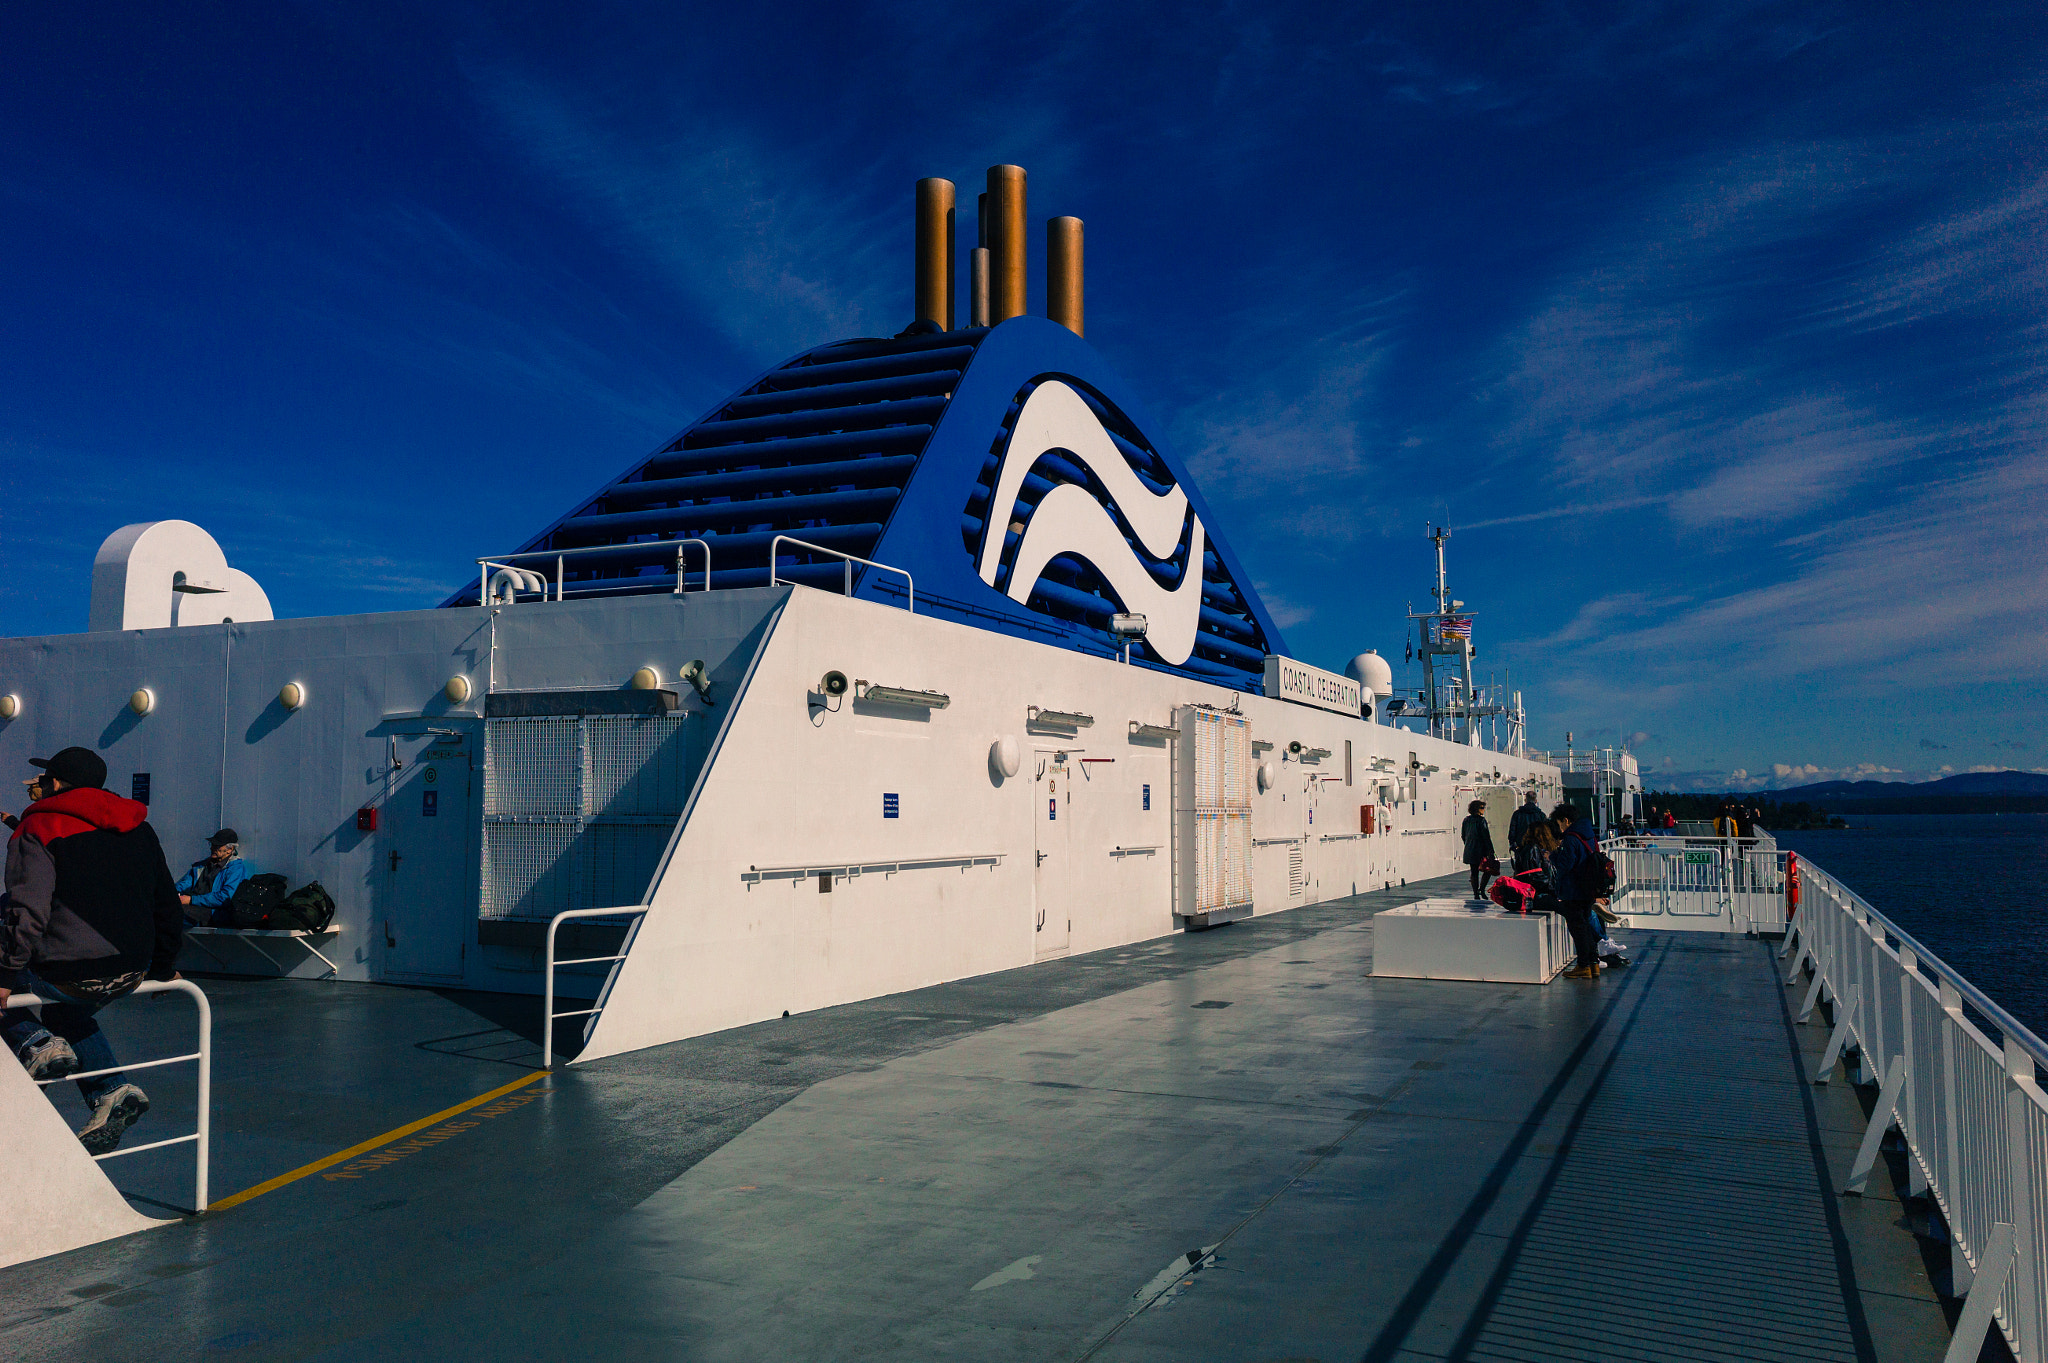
[768,535,913,613]
[1782,855,2046,1363]
[542,907,648,1069]
[16,978,211,1212]
[477,536,713,602]
[1604,835,1788,933]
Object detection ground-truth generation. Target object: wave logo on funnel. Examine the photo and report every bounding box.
[975,380,1205,665]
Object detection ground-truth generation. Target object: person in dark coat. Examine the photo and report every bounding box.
[1508,792,1547,873]
[0,746,183,1153]
[1547,802,1604,978]
[1461,799,1497,900]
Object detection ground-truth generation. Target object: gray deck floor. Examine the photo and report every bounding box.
[0,876,1990,1361]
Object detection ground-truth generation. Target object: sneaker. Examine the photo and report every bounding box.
[78,1084,149,1155]
[16,1033,79,1081]
[1601,952,1631,969]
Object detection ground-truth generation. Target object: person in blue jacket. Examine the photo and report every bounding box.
[175,828,248,924]
[1547,804,1605,978]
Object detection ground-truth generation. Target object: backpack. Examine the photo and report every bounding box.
[271,881,336,933]
[225,873,289,928]
[1572,832,1617,898]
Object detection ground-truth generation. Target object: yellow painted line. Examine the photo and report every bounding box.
[209,1069,547,1212]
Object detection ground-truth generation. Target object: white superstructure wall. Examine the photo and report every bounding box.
[578,588,1558,1060]
[0,585,1557,1050]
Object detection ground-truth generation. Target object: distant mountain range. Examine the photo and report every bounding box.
[1775,770,2048,800]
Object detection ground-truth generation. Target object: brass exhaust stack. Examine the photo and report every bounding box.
[1046,215,1083,337]
[971,191,990,327]
[987,164,1027,322]
[914,178,955,331]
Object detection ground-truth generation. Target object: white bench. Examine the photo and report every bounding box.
[181,926,342,979]
[1371,898,1574,984]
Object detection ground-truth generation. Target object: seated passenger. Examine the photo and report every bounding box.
[176,828,248,925]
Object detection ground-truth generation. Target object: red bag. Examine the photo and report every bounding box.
[1489,874,1534,913]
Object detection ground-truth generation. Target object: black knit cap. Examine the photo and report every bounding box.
[207,828,240,849]
[29,747,106,790]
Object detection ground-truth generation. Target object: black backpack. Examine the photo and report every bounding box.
[224,873,288,928]
[271,881,336,933]
[1575,835,1618,898]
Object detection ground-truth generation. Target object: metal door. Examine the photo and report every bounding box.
[1033,753,1071,959]
[378,732,473,980]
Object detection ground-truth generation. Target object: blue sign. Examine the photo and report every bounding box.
[1048,798,1057,821]
[1142,783,1150,811]
[422,789,438,817]
[131,773,151,806]
[883,792,899,819]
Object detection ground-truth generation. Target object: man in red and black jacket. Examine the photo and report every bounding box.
[1,746,183,1153]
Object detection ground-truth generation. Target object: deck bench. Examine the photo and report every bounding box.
[181,925,343,979]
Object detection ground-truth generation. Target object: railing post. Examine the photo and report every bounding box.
[1858,909,1883,1085]
[544,916,559,1070]
[2004,1035,2043,1353]
[1898,946,1925,1200]
[190,982,211,1212]
[1939,977,1972,1294]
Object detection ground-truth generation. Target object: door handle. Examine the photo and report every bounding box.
[388,850,403,873]
[1036,850,1047,866]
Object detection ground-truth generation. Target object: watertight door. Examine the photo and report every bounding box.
[376,732,473,981]
[1033,753,1071,959]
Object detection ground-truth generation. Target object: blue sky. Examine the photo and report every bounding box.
[4,2,2044,791]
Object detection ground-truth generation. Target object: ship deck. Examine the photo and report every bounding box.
[0,875,1988,1362]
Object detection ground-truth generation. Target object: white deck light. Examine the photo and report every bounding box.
[856,682,950,708]
[129,688,155,716]
[444,675,473,704]
[1029,706,1093,729]
[279,681,307,711]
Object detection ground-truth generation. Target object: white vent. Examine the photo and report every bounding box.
[1175,707,1254,917]
[480,714,692,921]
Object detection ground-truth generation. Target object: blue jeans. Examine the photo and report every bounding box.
[2,969,128,1107]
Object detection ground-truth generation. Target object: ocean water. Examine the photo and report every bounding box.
[1776,813,2048,1044]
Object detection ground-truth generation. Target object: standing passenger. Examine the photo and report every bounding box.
[1548,803,1604,979]
[1508,792,1546,873]
[0,747,184,1152]
[1461,800,1496,901]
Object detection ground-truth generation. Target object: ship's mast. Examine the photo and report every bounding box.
[1402,524,1518,750]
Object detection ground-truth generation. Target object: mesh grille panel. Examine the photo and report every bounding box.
[480,714,693,921]
[485,718,581,816]
[1186,709,1253,914]
[479,822,579,920]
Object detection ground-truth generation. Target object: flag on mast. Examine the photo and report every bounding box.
[1438,616,1472,642]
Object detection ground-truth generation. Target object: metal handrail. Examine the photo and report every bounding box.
[16,978,210,1211]
[1782,850,2048,1360]
[477,537,713,602]
[768,535,913,613]
[1801,858,2048,1070]
[542,906,648,1069]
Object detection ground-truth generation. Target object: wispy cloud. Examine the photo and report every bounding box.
[1475,110,2048,732]
[466,64,900,369]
